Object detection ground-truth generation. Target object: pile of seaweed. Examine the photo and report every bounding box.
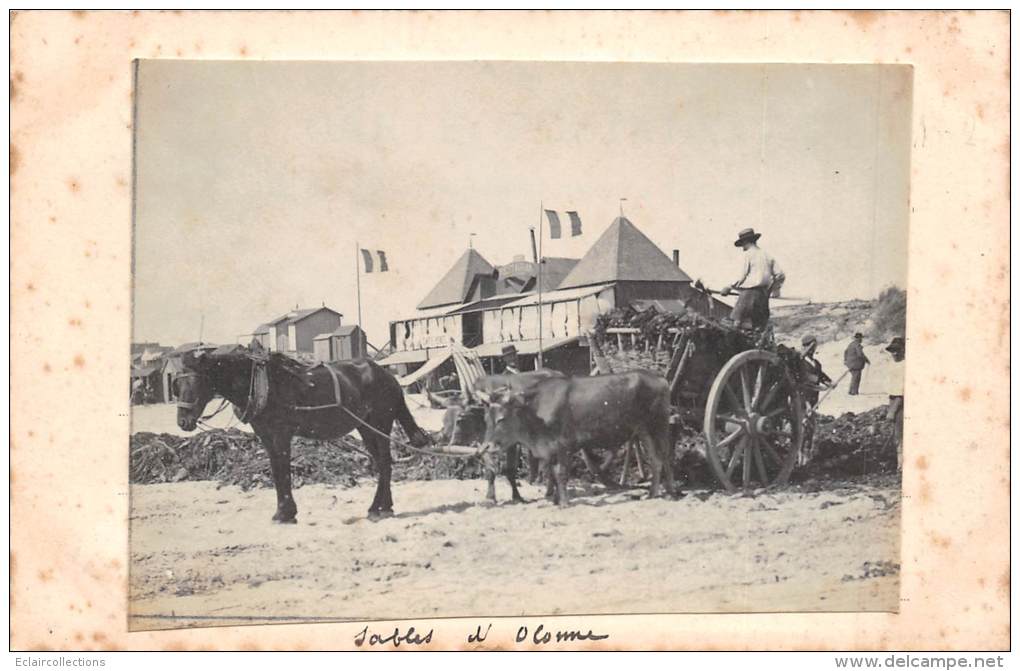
[794,406,899,481]
[129,428,488,490]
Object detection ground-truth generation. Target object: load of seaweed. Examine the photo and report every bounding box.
[591,306,764,371]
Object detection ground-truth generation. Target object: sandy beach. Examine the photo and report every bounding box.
[129,472,899,630]
[129,361,900,631]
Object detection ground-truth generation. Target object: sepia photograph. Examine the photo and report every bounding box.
[8,6,1012,655]
[127,60,912,629]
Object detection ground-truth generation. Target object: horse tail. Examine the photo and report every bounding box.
[394,388,432,447]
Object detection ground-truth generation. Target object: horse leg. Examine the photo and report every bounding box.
[263,429,297,523]
[361,420,395,518]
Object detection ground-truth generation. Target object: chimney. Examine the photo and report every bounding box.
[672,249,680,267]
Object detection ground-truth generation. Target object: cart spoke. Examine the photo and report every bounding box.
[741,435,752,487]
[757,380,783,413]
[716,426,745,451]
[753,437,770,485]
[751,364,765,409]
[726,436,746,478]
[765,405,789,419]
[739,368,753,410]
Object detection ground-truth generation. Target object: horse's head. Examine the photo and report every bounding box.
[173,345,219,431]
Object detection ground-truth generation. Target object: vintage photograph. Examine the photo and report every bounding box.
[128,60,911,629]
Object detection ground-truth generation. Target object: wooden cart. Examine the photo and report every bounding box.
[594,316,818,493]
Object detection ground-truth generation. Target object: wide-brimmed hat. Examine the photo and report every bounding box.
[885,336,905,353]
[853,332,864,340]
[734,228,762,247]
[801,335,818,347]
[501,344,518,357]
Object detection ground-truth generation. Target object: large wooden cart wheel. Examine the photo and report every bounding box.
[704,350,805,492]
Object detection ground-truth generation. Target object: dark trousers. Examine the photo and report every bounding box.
[889,396,904,470]
[730,287,770,330]
[848,368,863,395]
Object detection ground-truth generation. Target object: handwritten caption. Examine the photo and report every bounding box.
[354,622,609,648]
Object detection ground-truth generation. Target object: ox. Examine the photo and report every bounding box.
[477,370,678,506]
[441,370,563,503]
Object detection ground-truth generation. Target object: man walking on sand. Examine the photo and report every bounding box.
[843,332,870,395]
[721,228,785,330]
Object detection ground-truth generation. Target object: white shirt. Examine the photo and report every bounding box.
[732,246,786,291]
[888,359,904,396]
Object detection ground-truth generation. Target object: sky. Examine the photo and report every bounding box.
[133,61,912,347]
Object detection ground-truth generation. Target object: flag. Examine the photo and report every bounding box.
[544,209,562,239]
[566,211,582,236]
[360,249,389,273]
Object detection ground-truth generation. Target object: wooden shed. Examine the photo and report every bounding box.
[313,325,367,362]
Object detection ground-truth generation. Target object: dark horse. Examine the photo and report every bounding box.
[173,344,431,523]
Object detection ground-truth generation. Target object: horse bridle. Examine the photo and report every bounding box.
[175,360,260,422]
[174,372,204,410]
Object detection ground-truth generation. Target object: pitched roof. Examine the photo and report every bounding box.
[530,257,579,293]
[269,307,343,328]
[330,325,362,337]
[417,248,495,309]
[253,323,272,335]
[558,216,692,289]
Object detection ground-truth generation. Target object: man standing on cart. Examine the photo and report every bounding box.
[720,228,786,330]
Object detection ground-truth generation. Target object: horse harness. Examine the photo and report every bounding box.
[292,362,345,413]
[177,357,347,425]
[177,355,486,461]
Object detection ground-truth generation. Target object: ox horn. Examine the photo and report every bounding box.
[474,389,492,405]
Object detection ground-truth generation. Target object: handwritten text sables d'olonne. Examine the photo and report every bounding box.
[353,622,609,648]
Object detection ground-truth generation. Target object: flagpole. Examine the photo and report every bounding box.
[355,241,363,329]
[537,202,544,370]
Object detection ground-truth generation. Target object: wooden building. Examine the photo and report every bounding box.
[380,216,727,379]
[244,306,344,356]
[130,343,174,403]
[313,325,367,362]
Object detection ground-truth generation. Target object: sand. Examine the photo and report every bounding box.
[129,366,901,631]
[128,475,900,630]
